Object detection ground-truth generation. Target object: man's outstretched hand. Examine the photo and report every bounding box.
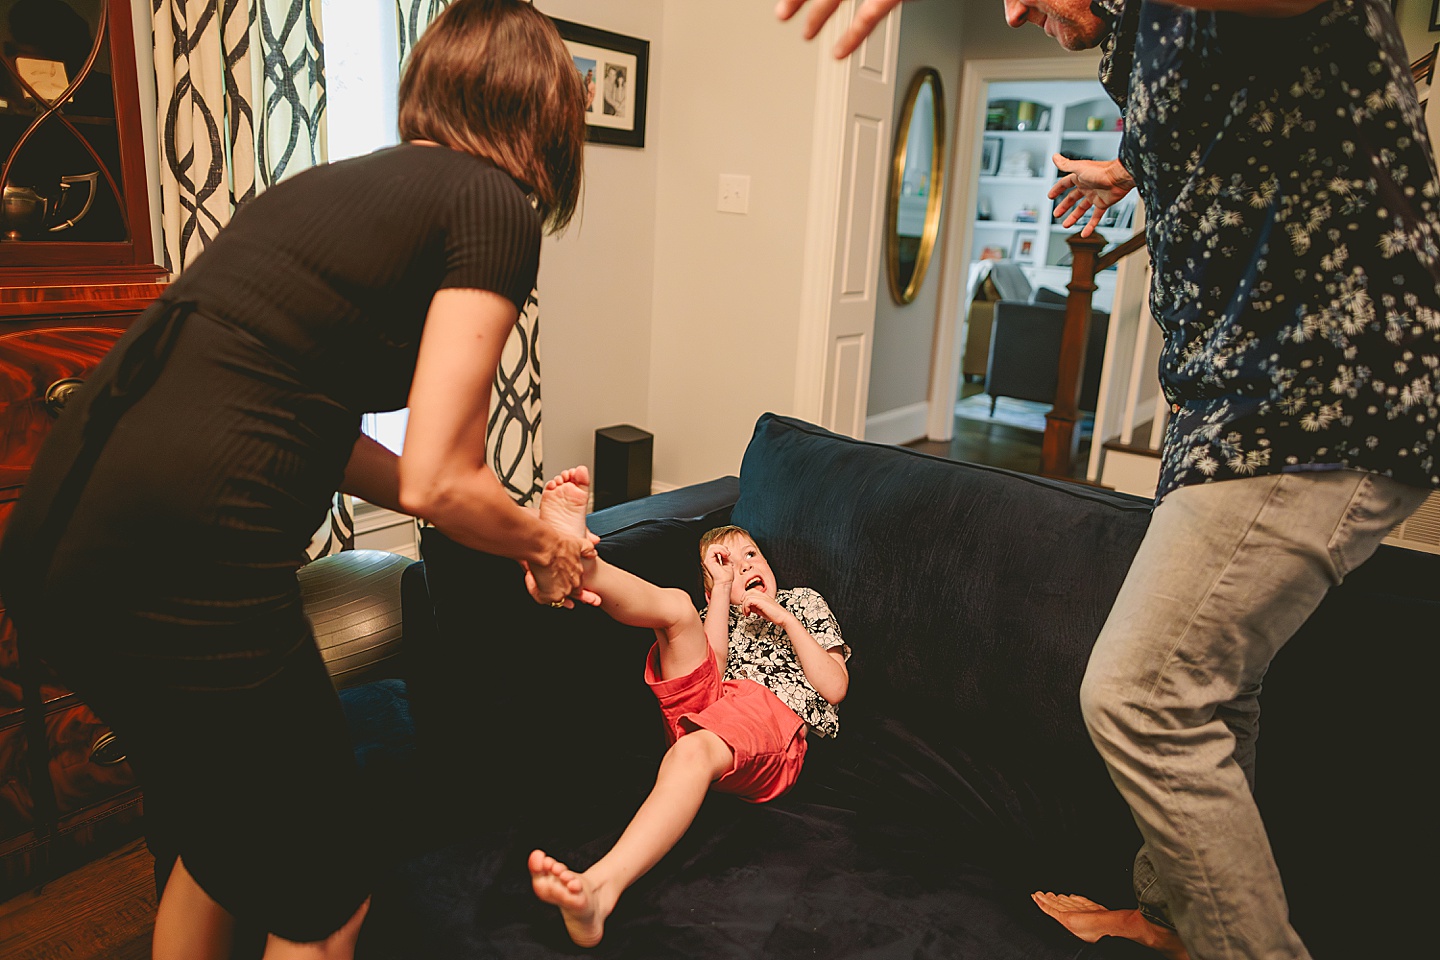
[1049,154,1136,237]
[775,0,906,59]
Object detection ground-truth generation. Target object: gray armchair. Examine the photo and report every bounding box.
[960,260,1034,380]
[984,294,1108,414]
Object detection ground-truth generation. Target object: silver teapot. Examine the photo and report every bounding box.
[1,171,99,241]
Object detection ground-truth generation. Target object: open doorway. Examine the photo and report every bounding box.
[916,60,1136,478]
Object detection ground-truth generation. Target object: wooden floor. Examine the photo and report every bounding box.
[0,838,156,960]
[906,384,1092,480]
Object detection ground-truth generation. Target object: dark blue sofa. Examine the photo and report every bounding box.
[349,413,1437,959]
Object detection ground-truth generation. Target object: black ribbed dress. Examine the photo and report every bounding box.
[0,143,540,940]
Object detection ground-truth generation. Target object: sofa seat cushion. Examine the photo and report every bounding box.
[358,706,1152,959]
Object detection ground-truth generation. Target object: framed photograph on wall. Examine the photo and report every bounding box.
[981,136,1003,176]
[553,18,650,148]
[1013,230,1037,263]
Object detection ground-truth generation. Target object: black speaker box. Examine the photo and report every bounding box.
[593,424,653,510]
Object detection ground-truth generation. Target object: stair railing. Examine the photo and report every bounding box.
[1042,230,1147,479]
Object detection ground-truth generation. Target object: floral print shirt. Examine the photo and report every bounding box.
[700,587,849,739]
[1101,0,1440,501]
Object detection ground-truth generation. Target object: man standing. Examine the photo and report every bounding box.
[778,2,1440,958]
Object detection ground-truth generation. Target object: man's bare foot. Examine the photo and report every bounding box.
[540,466,591,538]
[1031,892,1190,960]
[529,849,610,948]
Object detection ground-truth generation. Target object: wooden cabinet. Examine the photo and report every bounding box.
[0,0,167,897]
[0,297,163,898]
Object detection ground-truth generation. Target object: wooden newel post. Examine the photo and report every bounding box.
[1042,231,1107,479]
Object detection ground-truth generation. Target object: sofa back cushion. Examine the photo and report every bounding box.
[729,414,1153,753]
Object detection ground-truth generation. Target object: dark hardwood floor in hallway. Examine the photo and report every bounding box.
[903,383,1092,480]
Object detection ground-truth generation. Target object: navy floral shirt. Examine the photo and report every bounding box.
[700,587,849,738]
[1098,0,1440,501]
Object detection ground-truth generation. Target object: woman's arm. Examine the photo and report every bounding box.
[340,434,402,513]
[400,287,591,603]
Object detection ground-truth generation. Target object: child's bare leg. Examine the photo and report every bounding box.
[539,467,710,677]
[1031,892,1190,960]
[530,729,734,947]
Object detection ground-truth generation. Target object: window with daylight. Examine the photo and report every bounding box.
[321,0,408,455]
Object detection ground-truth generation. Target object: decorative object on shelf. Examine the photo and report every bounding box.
[1038,109,1051,131]
[553,18,650,148]
[985,103,1007,130]
[977,194,992,220]
[999,149,1035,178]
[1014,100,1037,131]
[1013,230,1037,262]
[1086,115,1104,131]
[981,135,1002,176]
[1,172,97,240]
[1014,205,1039,223]
[15,56,69,103]
[885,68,946,304]
[980,245,1008,260]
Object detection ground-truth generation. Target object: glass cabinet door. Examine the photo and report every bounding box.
[0,0,156,270]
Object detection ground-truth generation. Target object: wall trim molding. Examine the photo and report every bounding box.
[865,401,929,446]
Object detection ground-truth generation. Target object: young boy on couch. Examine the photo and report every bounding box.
[526,466,850,947]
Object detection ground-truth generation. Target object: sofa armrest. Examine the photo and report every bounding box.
[588,475,740,537]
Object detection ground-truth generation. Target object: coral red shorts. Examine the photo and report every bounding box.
[644,644,807,803]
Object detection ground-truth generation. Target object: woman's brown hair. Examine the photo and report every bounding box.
[398,0,585,232]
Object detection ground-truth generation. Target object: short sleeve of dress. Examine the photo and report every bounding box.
[789,587,849,661]
[439,166,543,310]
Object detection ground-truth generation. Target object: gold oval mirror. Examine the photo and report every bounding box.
[886,68,946,305]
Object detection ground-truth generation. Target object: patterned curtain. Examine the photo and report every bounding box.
[256,0,326,187]
[491,290,544,506]
[151,0,259,269]
[398,0,546,507]
[396,0,449,68]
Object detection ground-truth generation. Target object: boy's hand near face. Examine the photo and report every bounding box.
[740,589,788,626]
[704,543,735,598]
[702,543,734,672]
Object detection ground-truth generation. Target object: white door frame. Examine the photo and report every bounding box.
[793,4,902,435]
[924,55,1102,441]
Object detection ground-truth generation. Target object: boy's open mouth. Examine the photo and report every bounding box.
[745,576,764,591]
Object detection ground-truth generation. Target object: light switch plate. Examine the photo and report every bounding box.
[718,174,750,214]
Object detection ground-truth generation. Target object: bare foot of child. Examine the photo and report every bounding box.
[1031,892,1190,960]
[540,466,591,538]
[529,849,610,948]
